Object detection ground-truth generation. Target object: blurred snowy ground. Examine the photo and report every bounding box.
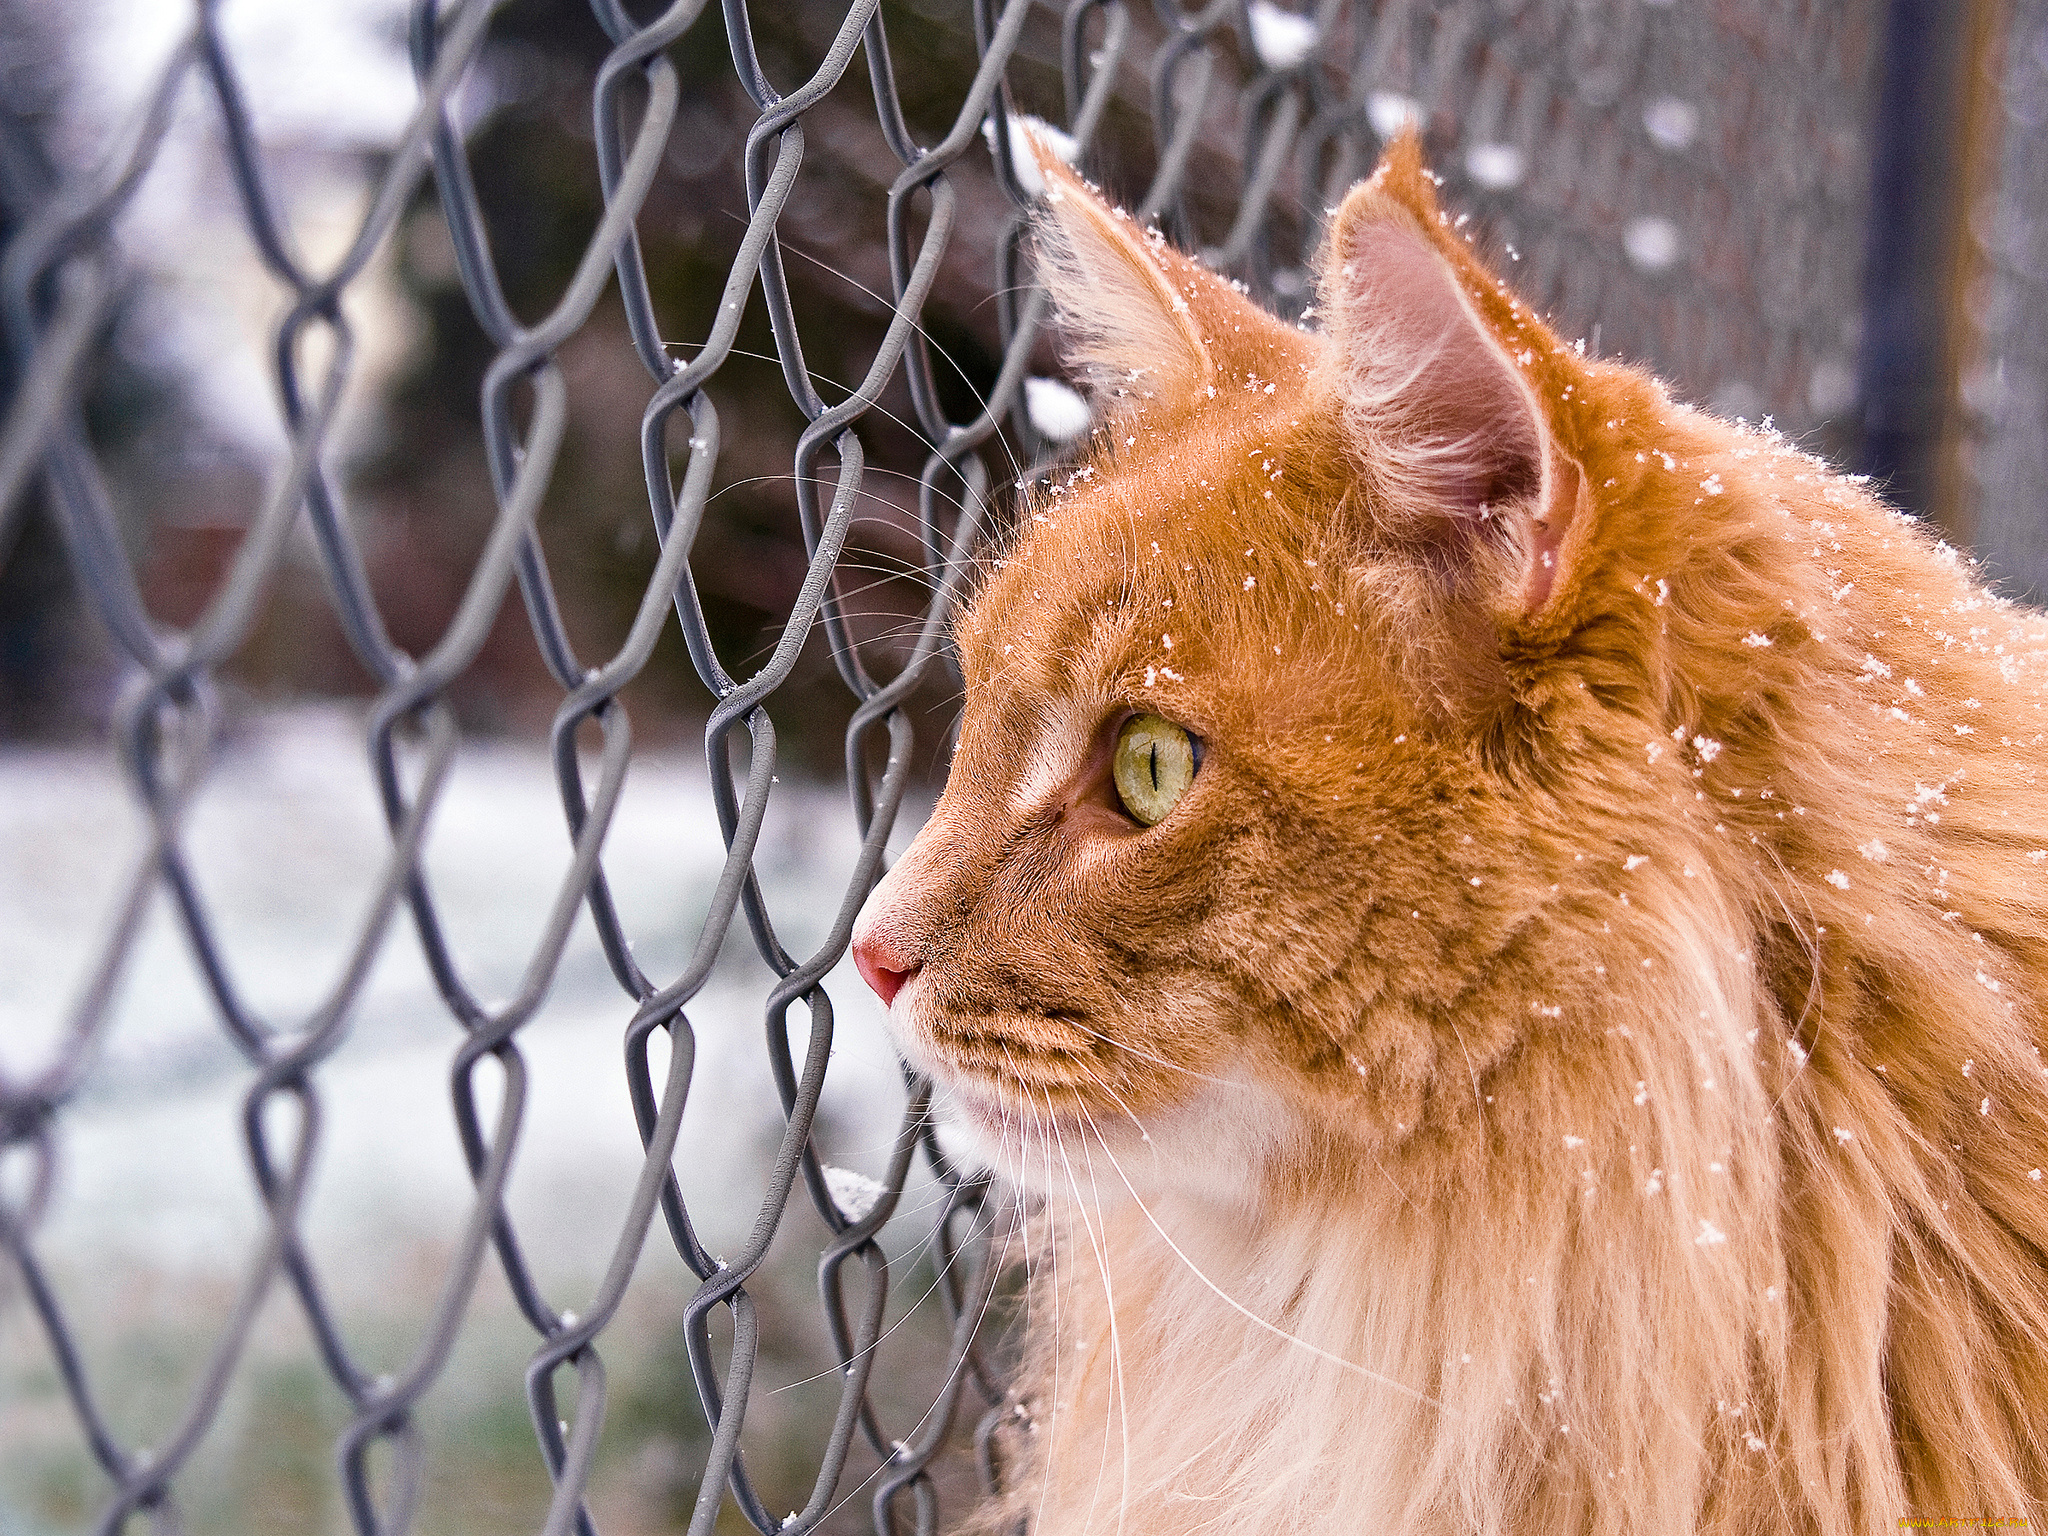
[0,704,916,1268]
[0,705,960,1534]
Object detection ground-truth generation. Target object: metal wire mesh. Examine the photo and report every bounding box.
[0,1,1901,1532]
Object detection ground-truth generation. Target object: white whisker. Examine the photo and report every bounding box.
[1082,1115,1445,1412]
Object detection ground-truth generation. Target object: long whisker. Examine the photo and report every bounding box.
[1007,1050,1068,1536]
[660,335,1024,484]
[694,463,981,534]
[766,1188,1005,1394]
[1058,1008,1240,1088]
[1073,1079,1307,1508]
[1044,1085,1120,1534]
[805,1110,1026,1528]
[1071,1108,1133,1536]
[764,238,1032,485]
[1080,1108,1447,1412]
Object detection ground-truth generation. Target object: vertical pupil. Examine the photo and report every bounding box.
[1148,742,1159,790]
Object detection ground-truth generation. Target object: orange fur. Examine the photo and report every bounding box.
[853,133,2048,1535]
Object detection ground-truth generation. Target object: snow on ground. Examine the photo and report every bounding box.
[2,700,929,1334]
[1,706,969,1533]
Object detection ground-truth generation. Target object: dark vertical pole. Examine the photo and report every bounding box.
[1857,0,1982,532]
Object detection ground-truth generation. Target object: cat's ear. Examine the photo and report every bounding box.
[1319,131,1584,613]
[1028,136,1318,419]
[1027,146,1217,405]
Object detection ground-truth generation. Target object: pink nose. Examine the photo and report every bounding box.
[852,925,919,1008]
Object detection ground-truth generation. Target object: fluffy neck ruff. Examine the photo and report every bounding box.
[970,901,1905,1536]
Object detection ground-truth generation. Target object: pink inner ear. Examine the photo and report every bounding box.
[1334,224,1545,524]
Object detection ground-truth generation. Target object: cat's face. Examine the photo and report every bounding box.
[852,136,1696,1187]
[858,413,1382,1163]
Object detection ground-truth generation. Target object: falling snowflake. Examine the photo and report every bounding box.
[822,1165,889,1223]
[1023,376,1090,441]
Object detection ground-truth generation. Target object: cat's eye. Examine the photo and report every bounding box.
[1112,714,1198,826]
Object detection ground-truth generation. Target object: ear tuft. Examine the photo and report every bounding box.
[1027,144,1214,405]
[1362,127,1441,223]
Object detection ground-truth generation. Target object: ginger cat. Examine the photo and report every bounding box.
[850,134,2048,1535]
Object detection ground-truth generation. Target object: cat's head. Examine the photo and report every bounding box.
[852,134,1771,1194]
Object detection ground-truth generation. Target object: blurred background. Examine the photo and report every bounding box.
[3,0,2047,1532]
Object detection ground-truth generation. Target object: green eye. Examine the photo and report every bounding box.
[1112,714,1198,826]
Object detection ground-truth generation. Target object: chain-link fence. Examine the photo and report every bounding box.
[1,1,2035,1532]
